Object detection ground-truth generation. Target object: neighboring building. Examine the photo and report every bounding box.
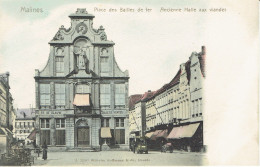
[14,108,35,142]
[34,9,129,151]
[129,46,206,152]
[128,91,155,138]
[0,72,15,154]
[128,94,142,138]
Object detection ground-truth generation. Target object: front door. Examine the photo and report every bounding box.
[77,127,90,147]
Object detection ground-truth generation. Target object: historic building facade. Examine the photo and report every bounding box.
[129,46,206,152]
[0,72,15,154]
[34,9,129,151]
[14,108,35,142]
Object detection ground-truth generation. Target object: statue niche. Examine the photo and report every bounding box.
[73,38,91,74]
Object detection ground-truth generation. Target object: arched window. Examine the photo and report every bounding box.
[55,48,64,76]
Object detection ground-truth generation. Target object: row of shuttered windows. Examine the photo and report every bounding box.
[40,84,126,107]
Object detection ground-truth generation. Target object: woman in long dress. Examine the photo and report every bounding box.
[42,141,48,160]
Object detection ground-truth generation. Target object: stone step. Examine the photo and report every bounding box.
[67,147,98,152]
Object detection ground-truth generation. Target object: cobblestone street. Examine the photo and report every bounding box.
[33,151,208,166]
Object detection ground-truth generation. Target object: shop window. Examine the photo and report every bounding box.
[115,118,124,127]
[56,118,65,128]
[40,119,50,129]
[101,118,110,127]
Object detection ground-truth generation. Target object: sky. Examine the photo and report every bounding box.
[0,0,259,165]
[0,0,208,109]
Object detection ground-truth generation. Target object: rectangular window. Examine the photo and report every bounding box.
[115,84,125,106]
[55,84,65,106]
[55,56,64,76]
[115,118,124,127]
[40,130,50,145]
[114,129,125,144]
[40,119,50,129]
[76,84,90,94]
[100,84,110,106]
[56,118,65,128]
[101,57,109,72]
[40,84,50,106]
[101,118,110,127]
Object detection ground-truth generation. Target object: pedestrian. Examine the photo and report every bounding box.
[160,140,164,152]
[42,141,48,160]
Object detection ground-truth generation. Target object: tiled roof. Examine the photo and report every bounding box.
[139,91,156,102]
[128,46,206,106]
[128,94,142,110]
[16,108,35,120]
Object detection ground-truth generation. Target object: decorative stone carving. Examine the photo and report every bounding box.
[76,8,88,14]
[91,22,98,33]
[101,48,109,57]
[76,118,88,127]
[76,22,88,34]
[55,47,64,56]
[53,31,64,41]
[100,33,107,41]
[73,39,90,73]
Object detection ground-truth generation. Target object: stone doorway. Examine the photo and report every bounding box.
[77,127,90,147]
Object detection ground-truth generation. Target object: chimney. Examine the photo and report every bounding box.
[201,46,206,55]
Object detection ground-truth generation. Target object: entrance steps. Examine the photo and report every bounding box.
[67,147,99,152]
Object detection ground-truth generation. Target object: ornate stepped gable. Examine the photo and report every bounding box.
[36,8,128,78]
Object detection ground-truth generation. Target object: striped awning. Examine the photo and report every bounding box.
[73,94,90,106]
[101,127,112,138]
[150,130,163,140]
[145,132,154,138]
[27,129,37,140]
[0,127,12,139]
[156,129,168,139]
[167,123,200,139]
[181,123,200,138]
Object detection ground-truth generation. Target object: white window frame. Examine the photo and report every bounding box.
[100,84,111,106]
[40,118,50,129]
[101,118,110,127]
[40,84,50,106]
[115,118,124,128]
[55,56,64,76]
[55,84,66,106]
[115,84,125,106]
[55,118,65,129]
